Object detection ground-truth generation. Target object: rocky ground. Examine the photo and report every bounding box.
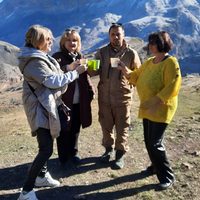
[0,74,200,200]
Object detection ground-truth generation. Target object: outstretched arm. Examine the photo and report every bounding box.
[117,60,131,79]
[43,64,88,89]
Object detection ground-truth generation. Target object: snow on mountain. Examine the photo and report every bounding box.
[0,0,200,75]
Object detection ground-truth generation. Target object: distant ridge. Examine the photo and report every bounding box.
[0,0,200,75]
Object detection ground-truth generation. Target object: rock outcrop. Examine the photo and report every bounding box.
[0,41,22,90]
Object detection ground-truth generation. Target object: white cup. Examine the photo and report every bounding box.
[110,58,119,68]
[80,59,88,64]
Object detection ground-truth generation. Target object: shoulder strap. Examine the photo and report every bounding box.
[27,82,36,96]
[23,57,49,97]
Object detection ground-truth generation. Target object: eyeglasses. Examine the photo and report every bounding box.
[46,37,52,41]
[65,29,76,32]
[149,41,157,46]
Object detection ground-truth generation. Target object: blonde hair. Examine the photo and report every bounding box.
[59,29,81,52]
[24,24,54,50]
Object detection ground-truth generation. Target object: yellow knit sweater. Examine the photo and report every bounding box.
[129,56,181,123]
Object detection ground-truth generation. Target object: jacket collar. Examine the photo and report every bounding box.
[108,40,129,59]
[61,46,80,61]
[108,39,128,52]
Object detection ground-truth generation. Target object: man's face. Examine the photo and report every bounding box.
[109,27,124,48]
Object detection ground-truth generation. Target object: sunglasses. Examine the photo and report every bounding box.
[149,41,157,46]
[112,22,122,26]
[46,37,52,41]
[65,29,76,32]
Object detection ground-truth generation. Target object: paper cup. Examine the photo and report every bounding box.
[110,58,119,67]
[80,59,88,64]
[87,60,100,70]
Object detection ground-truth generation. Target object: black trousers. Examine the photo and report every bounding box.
[143,119,174,183]
[23,128,53,192]
[56,103,81,163]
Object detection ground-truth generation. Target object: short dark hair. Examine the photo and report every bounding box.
[148,31,173,52]
[109,23,124,34]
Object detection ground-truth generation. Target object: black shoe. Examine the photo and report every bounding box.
[60,162,68,170]
[114,150,124,169]
[71,156,81,164]
[141,165,156,175]
[100,147,114,163]
[158,179,175,190]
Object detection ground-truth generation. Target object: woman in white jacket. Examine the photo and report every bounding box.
[17,25,87,200]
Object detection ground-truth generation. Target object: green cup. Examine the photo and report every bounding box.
[87,60,100,70]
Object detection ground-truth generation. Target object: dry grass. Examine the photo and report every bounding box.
[0,76,200,200]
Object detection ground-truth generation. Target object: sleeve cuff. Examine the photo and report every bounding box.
[74,70,79,78]
[156,93,167,103]
[66,65,70,71]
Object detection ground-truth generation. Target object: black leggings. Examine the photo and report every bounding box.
[23,128,53,192]
[143,119,174,183]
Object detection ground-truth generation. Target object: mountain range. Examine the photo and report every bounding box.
[0,0,200,76]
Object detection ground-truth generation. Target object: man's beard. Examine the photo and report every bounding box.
[111,40,120,47]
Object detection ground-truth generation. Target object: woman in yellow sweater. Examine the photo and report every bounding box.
[117,31,181,190]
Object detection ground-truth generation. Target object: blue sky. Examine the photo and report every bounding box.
[0,0,3,3]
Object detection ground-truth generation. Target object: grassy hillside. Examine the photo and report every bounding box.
[0,76,200,200]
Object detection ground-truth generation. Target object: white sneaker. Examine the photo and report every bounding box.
[35,172,60,187]
[17,190,38,200]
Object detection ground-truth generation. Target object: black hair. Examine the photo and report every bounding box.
[109,23,124,34]
[148,31,173,52]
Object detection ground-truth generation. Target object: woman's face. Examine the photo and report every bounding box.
[64,33,78,53]
[40,33,52,54]
[148,40,159,54]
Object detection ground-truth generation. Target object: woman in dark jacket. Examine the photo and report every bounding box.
[52,29,95,170]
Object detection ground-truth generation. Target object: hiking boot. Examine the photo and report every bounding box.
[100,147,114,162]
[17,190,38,200]
[114,150,124,169]
[35,172,60,187]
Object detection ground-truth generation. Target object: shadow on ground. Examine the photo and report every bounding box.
[0,157,158,200]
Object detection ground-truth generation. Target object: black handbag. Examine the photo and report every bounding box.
[58,101,71,130]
